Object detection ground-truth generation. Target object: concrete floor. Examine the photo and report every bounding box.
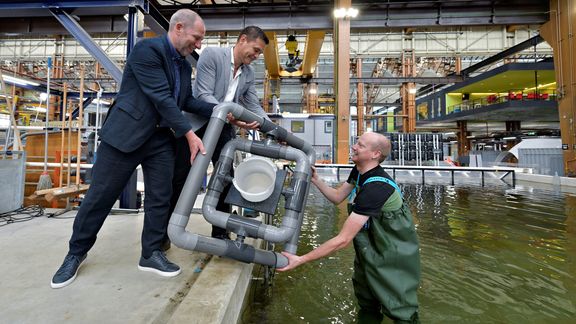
[0,202,255,324]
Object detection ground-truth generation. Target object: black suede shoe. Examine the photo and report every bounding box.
[138,250,181,277]
[51,254,87,289]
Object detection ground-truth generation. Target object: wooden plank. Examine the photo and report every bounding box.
[35,184,90,202]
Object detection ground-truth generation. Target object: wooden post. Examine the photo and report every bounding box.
[77,65,85,186]
[334,0,351,163]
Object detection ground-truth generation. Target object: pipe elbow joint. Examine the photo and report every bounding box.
[167,223,186,248]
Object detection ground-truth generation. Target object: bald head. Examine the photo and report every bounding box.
[167,9,205,57]
[169,9,201,31]
[364,132,391,163]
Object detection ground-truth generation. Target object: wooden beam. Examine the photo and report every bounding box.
[357,58,364,136]
[457,120,470,158]
[541,0,576,176]
[334,0,351,164]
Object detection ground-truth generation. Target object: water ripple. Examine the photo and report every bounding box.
[245,184,576,324]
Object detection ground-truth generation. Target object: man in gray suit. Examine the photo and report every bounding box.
[168,26,270,240]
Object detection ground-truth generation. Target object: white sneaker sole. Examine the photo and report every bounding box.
[138,265,181,277]
[50,259,86,289]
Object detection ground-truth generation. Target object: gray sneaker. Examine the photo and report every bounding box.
[51,254,87,289]
[138,250,181,277]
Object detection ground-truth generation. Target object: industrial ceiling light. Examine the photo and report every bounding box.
[334,7,359,18]
[3,75,40,87]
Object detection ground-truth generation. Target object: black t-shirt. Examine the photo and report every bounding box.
[346,166,396,218]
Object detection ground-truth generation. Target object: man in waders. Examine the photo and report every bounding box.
[278,132,420,323]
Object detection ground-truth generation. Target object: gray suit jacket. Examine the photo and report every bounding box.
[190,46,269,131]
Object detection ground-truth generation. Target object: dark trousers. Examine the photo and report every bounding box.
[69,129,174,258]
[168,123,234,238]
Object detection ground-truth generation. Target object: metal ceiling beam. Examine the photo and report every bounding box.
[0,0,148,11]
[0,1,549,33]
[49,8,123,83]
[126,6,138,56]
[0,16,127,35]
[272,76,463,85]
[417,34,545,97]
[142,2,169,36]
[459,35,545,77]
[162,0,550,32]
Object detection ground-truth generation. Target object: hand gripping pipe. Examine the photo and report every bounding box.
[168,102,316,268]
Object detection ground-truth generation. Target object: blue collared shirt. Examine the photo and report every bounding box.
[166,35,184,103]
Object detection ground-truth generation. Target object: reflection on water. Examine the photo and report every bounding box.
[244,183,576,324]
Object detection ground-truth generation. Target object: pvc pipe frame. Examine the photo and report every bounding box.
[168,102,316,268]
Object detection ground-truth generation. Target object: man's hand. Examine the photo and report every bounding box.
[185,130,206,164]
[276,252,304,272]
[227,112,260,130]
[310,165,319,181]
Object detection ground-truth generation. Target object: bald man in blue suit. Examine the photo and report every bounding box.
[51,9,215,289]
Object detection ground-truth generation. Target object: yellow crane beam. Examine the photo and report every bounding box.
[300,30,325,77]
[263,31,281,80]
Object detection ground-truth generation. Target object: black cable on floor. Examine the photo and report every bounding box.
[0,205,45,227]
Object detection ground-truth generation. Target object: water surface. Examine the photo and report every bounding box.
[243,180,576,323]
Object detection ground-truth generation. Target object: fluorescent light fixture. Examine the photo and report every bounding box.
[3,75,40,87]
[93,98,111,105]
[334,7,359,18]
[502,136,517,140]
[282,112,309,118]
[26,106,46,113]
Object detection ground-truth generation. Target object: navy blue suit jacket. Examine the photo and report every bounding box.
[99,36,214,153]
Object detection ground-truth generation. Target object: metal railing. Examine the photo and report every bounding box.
[310,163,517,187]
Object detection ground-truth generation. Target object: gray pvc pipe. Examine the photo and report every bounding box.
[201,138,310,248]
[169,102,315,268]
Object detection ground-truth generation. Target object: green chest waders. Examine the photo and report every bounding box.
[349,176,420,322]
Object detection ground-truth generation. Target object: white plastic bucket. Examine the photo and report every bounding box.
[232,157,277,202]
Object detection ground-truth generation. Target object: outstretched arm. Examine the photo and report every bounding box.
[277,212,368,272]
[310,166,354,204]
